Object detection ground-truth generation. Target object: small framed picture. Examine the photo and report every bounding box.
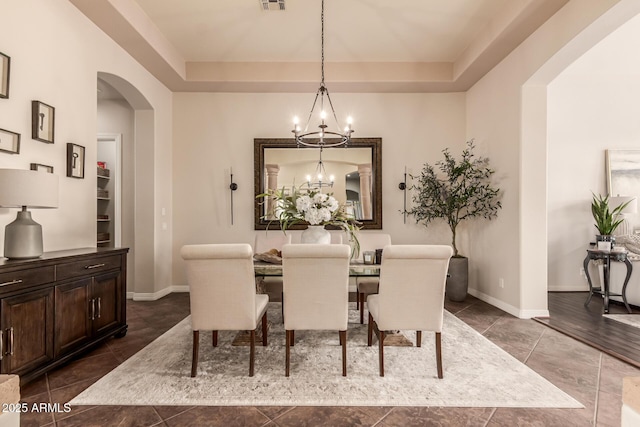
[0,52,9,99]
[67,143,85,179]
[32,100,55,143]
[0,128,20,154]
[30,163,54,173]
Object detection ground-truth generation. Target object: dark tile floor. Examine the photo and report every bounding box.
[17,292,639,426]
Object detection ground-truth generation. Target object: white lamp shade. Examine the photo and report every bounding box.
[609,195,638,214]
[0,169,59,208]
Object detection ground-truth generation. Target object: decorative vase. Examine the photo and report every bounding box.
[446,256,468,302]
[301,225,331,244]
[596,234,615,250]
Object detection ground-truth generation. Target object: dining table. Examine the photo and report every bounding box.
[253,260,381,278]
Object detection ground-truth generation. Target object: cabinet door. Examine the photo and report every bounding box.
[54,279,92,357]
[91,271,122,336]
[0,288,54,375]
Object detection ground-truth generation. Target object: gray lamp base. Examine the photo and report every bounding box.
[4,209,43,259]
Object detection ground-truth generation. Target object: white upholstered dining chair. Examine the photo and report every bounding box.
[282,243,351,376]
[367,245,453,377]
[181,243,269,377]
[355,233,392,324]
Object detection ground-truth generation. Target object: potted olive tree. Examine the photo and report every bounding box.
[406,140,502,301]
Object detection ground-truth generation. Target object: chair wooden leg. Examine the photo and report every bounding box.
[367,313,373,346]
[261,312,268,346]
[212,331,218,347]
[416,330,422,347]
[340,330,347,376]
[249,330,256,377]
[436,332,443,379]
[291,330,295,346]
[359,292,365,324]
[356,290,360,309]
[378,329,385,377]
[191,331,199,378]
[285,330,291,377]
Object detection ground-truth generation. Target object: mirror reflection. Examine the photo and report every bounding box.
[254,138,382,230]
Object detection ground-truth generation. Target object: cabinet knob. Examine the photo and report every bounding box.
[85,263,106,270]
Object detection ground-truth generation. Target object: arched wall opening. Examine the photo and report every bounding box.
[521,1,640,311]
[97,72,156,298]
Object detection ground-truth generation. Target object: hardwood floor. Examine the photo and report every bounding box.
[534,291,640,368]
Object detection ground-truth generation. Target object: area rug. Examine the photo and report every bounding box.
[603,314,640,329]
[70,303,582,408]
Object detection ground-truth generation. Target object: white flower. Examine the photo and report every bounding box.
[313,192,328,205]
[305,209,322,225]
[326,196,339,212]
[296,195,312,213]
[317,207,331,223]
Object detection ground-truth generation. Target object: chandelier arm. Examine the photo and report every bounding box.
[323,88,342,130]
[303,88,323,134]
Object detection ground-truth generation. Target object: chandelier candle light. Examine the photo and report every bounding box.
[292,0,353,148]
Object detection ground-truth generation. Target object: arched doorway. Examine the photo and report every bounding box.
[97,72,155,298]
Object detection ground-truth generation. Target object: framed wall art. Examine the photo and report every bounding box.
[0,52,9,99]
[67,143,85,179]
[0,128,20,154]
[30,163,54,173]
[32,100,55,143]
[606,149,640,197]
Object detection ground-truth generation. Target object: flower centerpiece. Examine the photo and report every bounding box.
[259,186,360,250]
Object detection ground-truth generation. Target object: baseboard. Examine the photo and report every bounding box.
[548,285,589,292]
[130,285,189,301]
[467,288,549,319]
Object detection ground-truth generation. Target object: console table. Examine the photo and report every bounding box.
[0,247,128,384]
[583,249,633,314]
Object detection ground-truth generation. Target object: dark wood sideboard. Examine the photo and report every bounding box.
[0,247,128,385]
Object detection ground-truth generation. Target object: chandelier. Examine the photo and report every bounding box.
[292,0,354,148]
[304,148,334,189]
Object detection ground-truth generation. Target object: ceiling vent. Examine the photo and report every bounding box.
[261,0,285,11]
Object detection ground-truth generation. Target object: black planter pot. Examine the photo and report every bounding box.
[446,256,468,302]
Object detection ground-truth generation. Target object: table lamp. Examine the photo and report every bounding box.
[610,195,638,236]
[0,169,59,259]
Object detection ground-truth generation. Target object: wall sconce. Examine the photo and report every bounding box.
[0,169,59,259]
[229,168,238,225]
[399,166,407,224]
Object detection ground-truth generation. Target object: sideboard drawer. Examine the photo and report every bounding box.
[0,266,55,290]
[57,255,122,281]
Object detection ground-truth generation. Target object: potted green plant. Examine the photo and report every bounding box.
[406,140,502,301]
[591,193,629,249]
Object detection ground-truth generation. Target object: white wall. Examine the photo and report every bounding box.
[548,13,640,291]
[171,92,466,284]
[0,1,173,294]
